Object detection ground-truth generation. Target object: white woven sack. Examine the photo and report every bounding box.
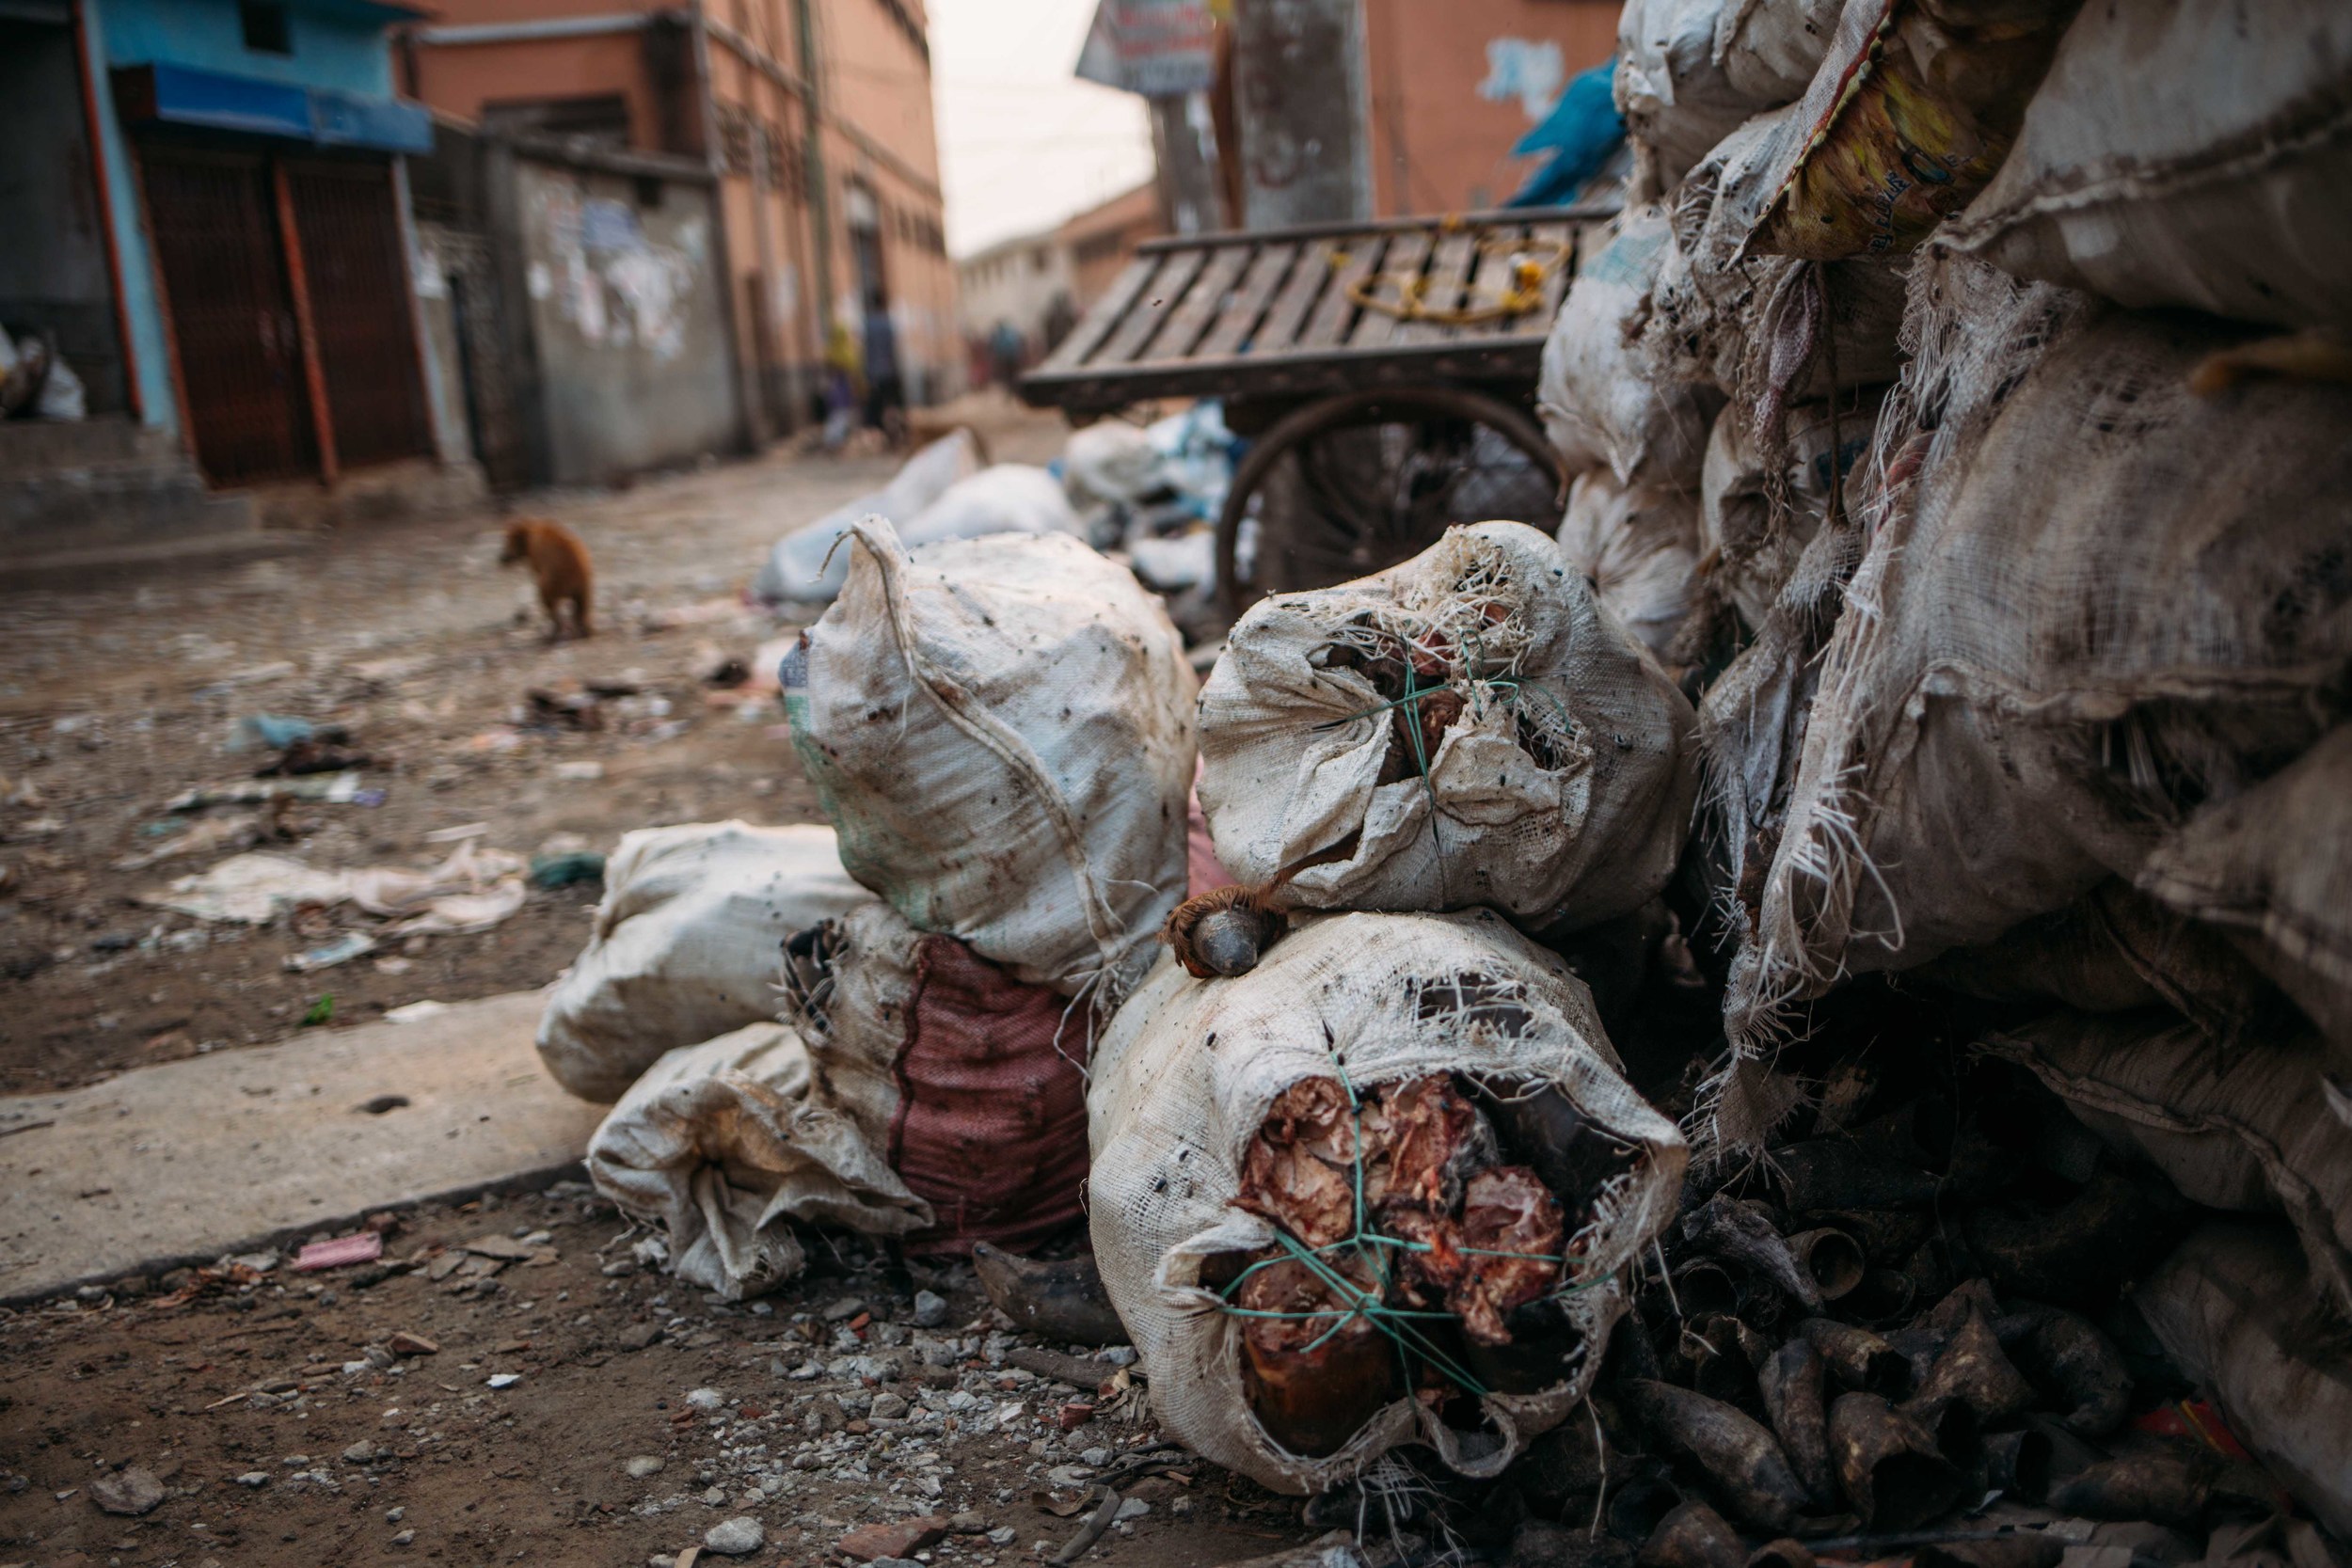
[537,821,865,1102]
[1198,522,1699,930]
[787,518,1197,1000]
[1636,108,1907,404]
[1715,0,1846,105]
[1979,1011,2352,1321]
[753,428,982,604]
[1726,268,2352,1047]
[586,1021,930,1301]
[2137,726,2352,1062]
[897,465,1086,553]
[2137,1224,2352,1537]
[1554,470,1700,662]
[1538,207,1716,491]
[1616,0,1764,186]
[1089,910,1689,1494]
[1940,0,2352,330]
[1698,391,1880,632]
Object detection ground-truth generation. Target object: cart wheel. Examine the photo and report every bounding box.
[1214,386,1567,616]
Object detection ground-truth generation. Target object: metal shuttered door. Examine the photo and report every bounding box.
[284,160,433,471]
[139,148,319,486]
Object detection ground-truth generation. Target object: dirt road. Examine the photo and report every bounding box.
[0,404,1059,1098]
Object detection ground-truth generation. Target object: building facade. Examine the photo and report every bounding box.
[403,0,960,439]
[954,180,1166,381]
[3,0,446,494]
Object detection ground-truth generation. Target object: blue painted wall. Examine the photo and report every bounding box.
[83,0,408,432]
[100,0,392,97]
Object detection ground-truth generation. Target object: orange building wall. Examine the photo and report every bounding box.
[1361,0,1619,214]
[405,32,667,150]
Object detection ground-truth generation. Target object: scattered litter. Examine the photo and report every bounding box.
[167,773,382,812]
[112,813,265,871]
[485,1372,522,1389]
[284,931,378,973]
[552,761,604,782]
[145,842,527,935]
[421,822,490,843]
[294,1233,384,1272]
[384,1000,451,1024]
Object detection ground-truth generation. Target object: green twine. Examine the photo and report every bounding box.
[1218,1057,1610,1402]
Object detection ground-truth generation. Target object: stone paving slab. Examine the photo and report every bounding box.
[0,990,605,1304]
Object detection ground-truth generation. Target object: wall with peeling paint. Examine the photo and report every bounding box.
[1362,0,1619,214]
[516,158,737,486]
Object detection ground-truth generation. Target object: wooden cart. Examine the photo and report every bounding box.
[1017,203,1614,613]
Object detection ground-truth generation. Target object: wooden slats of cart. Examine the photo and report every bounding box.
[1018,202,1616,415]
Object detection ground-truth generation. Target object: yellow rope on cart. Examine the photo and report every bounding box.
[1330,219,1574,327]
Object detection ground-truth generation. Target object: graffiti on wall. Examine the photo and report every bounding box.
[1478,38,1565,119]
[531,178,707,361]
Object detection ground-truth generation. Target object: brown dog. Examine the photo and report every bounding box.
[500,518,593,640]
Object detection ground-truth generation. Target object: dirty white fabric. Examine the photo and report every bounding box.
[1636,108,1907,405]
[1089,910,1688,1495]
[2136,726,2352,1064]
[753,429,983,604]
[1553,470,1700,662]
[1198,522,1698,930]
[145,842,527,934]
[1979,1012,2352,1321]
[787,519,1197,999]
[586,1021,930,1301]
[1724,261,2352,1048]
[2137,1223,2352,1536]
[1537,208,1716,491]
[536,822,864,1103]
[1715,0,1846,105]
[896,465,1085,554]
[1940,0,2352,329]
[1697,391,1879,631]
[1061,420,1164,509]
[1615,0,1765,185]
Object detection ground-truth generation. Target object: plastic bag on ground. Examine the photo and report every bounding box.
[1088,909,1688,1494]
[781,900,1088,1256]
[585,1022,930,1300]
[1746,0,2078,261]
[1939,0,2352,330]
[536,822,864,1102]
[1198,521,1698,931]
[752,429,982,605]
[1553,470,1700,663]
[2136,1222,2352,1536]
[1724,256,2352,1055]
[896,464,1086,554]
[1537,207,1717,490]
[1979,1010,2352,1320]
[785,519,1198,1000]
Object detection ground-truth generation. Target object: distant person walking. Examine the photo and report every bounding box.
[862,305,905,444]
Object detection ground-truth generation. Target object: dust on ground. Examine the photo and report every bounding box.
[0,400,1061,1098]
[0,1182,1319,1568]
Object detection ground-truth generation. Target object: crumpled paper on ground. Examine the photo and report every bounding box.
[144,842,529,934]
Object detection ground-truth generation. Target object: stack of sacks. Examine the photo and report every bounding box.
[566,519,1201,1298]
[1082,521,1699,1488]
[1665,0,2352,1529]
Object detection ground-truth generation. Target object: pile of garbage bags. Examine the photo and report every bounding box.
[750,404,1234,640]
[531,0,2351,1547]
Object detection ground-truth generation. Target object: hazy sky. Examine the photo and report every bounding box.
[930,0,1157,259]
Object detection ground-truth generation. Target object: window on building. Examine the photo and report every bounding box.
[239,0,291,55]
[481,94,633,149]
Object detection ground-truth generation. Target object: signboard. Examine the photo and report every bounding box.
[1074,0,1217,100]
